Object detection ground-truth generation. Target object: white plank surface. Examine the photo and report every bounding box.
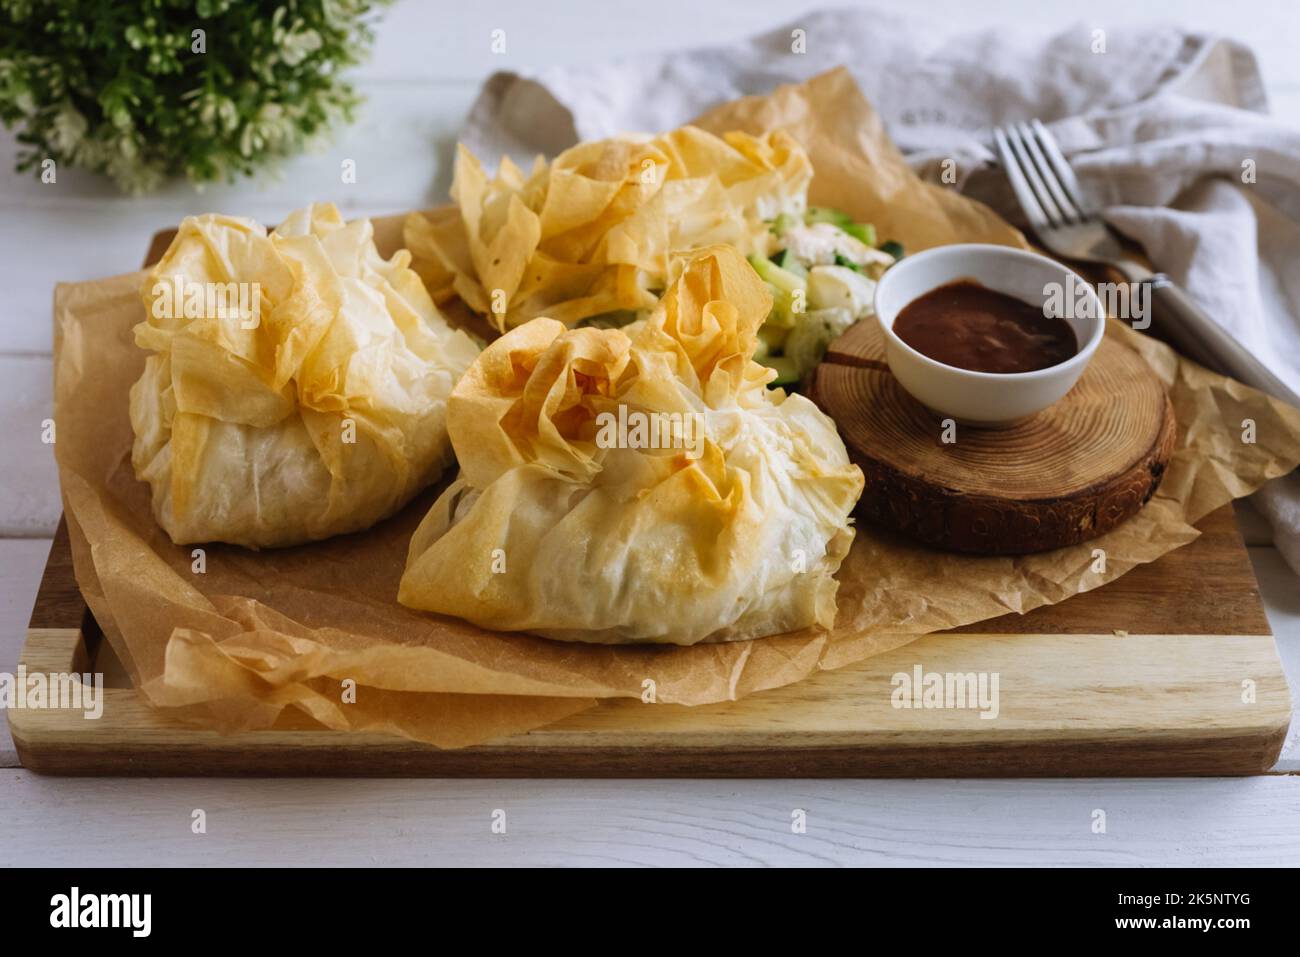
[1,0,1299,867]
[2,771,1298,866]
[0,357,59,536]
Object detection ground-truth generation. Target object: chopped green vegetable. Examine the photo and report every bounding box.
[804,207,877,247]
[843,222,877,246]
[805,207,854,228]
[757,323,789,356]
[770,248,808,278]
[748,254,803,291]
[833,253,862,272]
[783,308,856,380]
[769,212,800,237]
[807,265,876,319]
[880,240,905,260]
[758,355,801,387]
[748,254,807,328]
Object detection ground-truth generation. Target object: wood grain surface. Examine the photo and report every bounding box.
[12,501,1287,777]
[814,320,1176,554]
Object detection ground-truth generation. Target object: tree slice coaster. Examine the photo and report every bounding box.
[809,321,1176,555]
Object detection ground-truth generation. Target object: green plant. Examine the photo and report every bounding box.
[0,0,390,193]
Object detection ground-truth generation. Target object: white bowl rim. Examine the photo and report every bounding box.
[874,242,1107,383]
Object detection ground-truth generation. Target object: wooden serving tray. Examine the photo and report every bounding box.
[14,497,1289,777]
[10,232,1291,776]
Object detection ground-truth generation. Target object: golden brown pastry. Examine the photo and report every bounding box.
[398,244,863,644]
[404,126,812,331]
[130,203,480,548]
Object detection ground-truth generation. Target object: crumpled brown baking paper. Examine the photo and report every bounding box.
[52,68,1300,748]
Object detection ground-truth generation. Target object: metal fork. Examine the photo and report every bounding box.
[994,120,1300,408]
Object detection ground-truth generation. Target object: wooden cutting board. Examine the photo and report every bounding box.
[12,505,1289,776]
[9,231,1290,776]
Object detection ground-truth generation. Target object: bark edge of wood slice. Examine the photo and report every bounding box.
[809,321,1176,555]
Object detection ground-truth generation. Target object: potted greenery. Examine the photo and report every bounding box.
[0,0,390,193]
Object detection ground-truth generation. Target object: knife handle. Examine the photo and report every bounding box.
[1145,275,1300,409]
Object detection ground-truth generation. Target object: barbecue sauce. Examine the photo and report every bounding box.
[893,280,1077,374]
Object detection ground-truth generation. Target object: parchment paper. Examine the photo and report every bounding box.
[52,69,1300,748]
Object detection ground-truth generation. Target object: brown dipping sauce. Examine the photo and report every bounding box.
[893,279,1077,374]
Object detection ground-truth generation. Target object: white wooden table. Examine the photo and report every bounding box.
[3,0,1300,867]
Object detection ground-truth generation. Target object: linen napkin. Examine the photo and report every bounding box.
[459,6,1300,571]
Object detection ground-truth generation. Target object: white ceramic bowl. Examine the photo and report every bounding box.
[873,243,1105,427]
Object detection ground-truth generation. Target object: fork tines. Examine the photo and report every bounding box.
[993,120,1091,229]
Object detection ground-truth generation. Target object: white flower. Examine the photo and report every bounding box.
[280,28,323,66]
[49,102,87,154]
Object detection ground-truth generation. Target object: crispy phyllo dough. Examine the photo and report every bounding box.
[404,127,812,331]
[398,245,863,645]
[130,202,481,548]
